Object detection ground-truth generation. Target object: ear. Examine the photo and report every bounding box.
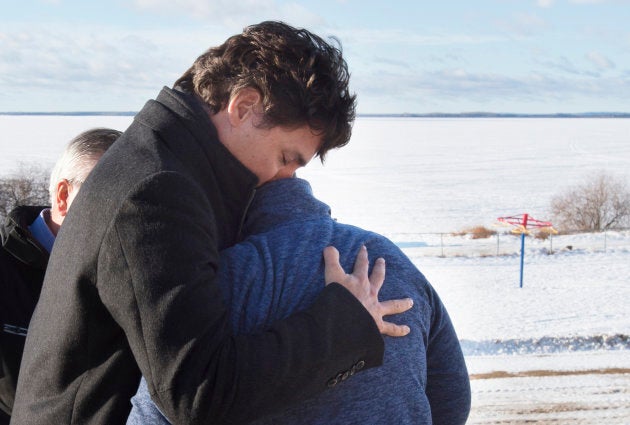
[226,87,262,127]
[53,179,72,217]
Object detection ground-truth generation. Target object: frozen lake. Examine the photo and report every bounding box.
[2,115,629,234]
[300,117,630,235]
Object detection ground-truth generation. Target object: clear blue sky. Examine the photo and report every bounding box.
[1,0,629,113]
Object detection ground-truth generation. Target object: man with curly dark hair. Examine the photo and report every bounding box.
[174,21,356,158]
[13,21,412,425]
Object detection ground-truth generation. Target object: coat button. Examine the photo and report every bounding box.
[327,377,338,388]
[355,360,365,371]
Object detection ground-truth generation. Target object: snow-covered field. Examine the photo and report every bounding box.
[419,248,630,423]
[2,115,629,423]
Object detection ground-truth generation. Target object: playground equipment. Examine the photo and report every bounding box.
[497,213,557,287]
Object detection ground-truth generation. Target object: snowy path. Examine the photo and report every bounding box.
[467,351,630,424]
[470,371,630,424]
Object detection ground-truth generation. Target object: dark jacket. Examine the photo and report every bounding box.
[0,206,49,421]
[12,87,384,425]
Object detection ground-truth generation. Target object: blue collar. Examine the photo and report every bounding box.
[27,209,56,253]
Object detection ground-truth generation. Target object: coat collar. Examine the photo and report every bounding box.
[137,86,258,189]
[134,86,259,247]
[1,206,50,269]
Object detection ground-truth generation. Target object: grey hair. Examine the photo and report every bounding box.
[48,128,121,204]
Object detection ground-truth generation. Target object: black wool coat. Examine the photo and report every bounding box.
[0,206,49,420]
[12,87,384,425]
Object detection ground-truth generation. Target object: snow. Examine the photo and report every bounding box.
[1,115,629,423]
[416,247,630,344]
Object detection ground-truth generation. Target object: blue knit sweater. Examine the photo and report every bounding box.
[128,178,470,425]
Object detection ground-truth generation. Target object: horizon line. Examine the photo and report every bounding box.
[2,111,630,118]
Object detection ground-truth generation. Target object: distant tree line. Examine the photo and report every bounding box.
[0,163,50,222]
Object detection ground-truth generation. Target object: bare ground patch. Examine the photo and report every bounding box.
[470,367,630,380]
[468,367,630,424]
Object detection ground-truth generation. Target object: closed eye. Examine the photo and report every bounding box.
[283,152,307,167]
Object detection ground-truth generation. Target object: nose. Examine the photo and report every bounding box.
[271,166,299,181]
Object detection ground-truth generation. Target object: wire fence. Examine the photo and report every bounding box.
[389,229,630,258]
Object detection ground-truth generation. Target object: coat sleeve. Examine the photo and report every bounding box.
[424,283,471,425]
[97,172,384,425]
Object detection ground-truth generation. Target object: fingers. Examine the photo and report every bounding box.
[380,321,411,337]
[379,298,414,315]
[323,246,342,285]
[369,257,386,292]
[323,246,340,264]
[351,245,369,277]
[378,298,414,337]
[323,245,413,338]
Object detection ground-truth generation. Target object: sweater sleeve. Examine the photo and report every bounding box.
[98,172,384,425]
[424,284,472,425]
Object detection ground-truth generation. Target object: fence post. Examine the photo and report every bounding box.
[604,230,607,252]
[549,233,553,254]
[440,233,444,257]
[496,233,500,256]
[519,233,525,288]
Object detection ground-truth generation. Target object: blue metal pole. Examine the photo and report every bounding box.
[519,232,525,288]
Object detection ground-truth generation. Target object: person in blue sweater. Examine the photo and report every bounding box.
[128,177,471,425]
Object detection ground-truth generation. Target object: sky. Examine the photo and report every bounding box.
[1,0,630,114]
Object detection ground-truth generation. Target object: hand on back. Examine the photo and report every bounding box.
[323,245,413,337]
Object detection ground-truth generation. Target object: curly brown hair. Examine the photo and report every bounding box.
[174,21,356,160]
